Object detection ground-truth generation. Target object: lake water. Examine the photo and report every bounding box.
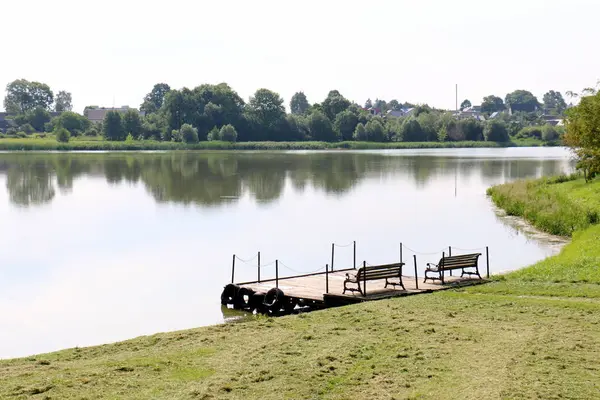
[0,148,575,359]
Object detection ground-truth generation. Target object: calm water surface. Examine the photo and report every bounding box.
[0,148,574,358]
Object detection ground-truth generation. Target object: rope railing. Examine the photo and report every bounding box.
[401,244,447,256]
[278,261,326,275]
[234,254,258,264]
[450,246,486,252]
[333,242,354,248]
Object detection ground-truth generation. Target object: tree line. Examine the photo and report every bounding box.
[2,79,567,143]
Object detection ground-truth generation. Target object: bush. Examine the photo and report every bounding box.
[162,129,173,142]
[180,124,199,143]
[542,125,560,141]
[172,129,182,142]
[84,125,100,136]
[516,126,543,140]
[16,131,27,138]
[125,133,135,142]
[484,121,509,142]
[19,124,35,134]
[207,126,220,141]
[6,127,17,136]
[219,124,238,142]
[353,123,367,141]
[54,127,70,143]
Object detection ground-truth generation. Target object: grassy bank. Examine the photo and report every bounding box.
[0,137,553,151]
[1,177,599,399]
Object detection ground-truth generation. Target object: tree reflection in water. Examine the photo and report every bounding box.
[0,152,572,208]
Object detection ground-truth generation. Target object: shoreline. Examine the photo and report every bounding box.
[0,138,557,151]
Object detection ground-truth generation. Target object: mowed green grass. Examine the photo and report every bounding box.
[1,290,599,400]
[1,177,600,399]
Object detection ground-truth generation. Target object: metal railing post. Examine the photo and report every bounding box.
[353,241,356,269]
[231,254,235,284]
[325,263,329,294]
[413,254,418,290]
[486,246,490,278]
[276,260,279,288]
[331,243,335,272]
[257,251,261,283]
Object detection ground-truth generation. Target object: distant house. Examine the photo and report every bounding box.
[541,114,564,127]
[454,106,485,121]
[86,106,145,124]
[385,108,415,118]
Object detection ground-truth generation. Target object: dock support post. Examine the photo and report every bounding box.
[276,260,279,288]
[258,251,261,283]
[413,254,418,290]
[326,263,329,294]
[231,254,235,284]
[353,241,357,269]
[400,242,403,265]
[449,246,452,276]
[486,246,490,278]
[363,261,367,296]
[331,243,335,272]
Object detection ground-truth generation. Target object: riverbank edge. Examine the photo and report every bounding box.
[1,176,599,399]
[0,138,555,151]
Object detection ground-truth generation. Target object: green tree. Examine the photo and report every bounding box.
[56,111,90,135]
[334,110,359,141]
[364,98,373,109]
[373,99,387,112]
[26,107,51,132]
[481,95,505,114]
[54,127,70,142]
[416,112,438,141]
[365,119,386,142]
[103,111,125,141]
[142,113,168,140]
[245,88,286,140]
[322,90,351,120]
[505,90,540,113]
[285,114,309,141]
[460,99,472,110]
[122,110,143,138]
[219,124,238,142]
[484,120,509,142]
[542,125,560,141]
[458,118,484,141]
[400,118,425,142]
[564,90,600,180]
[141,83,171,114]
[388,99,402,111]
[4,79,54,113]
[180,123,199,143]
[290,92,310,115]
[55,91,73,112]
[353,122,367,141]
[543,90,567,115]
[308,111,337,142]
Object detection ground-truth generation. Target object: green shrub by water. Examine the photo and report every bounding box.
[487,176,600,236]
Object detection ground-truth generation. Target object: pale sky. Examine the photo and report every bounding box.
[1,0,598,113]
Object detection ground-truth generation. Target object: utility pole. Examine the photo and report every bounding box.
[455,84,458,113]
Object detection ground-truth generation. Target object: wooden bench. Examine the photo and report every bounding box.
[343,263,405,296]
[424,253,482,284]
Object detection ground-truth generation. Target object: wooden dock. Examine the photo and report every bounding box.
[221,267,486,314]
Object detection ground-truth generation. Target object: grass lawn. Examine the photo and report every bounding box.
[0,136,552,151]
[1,178,599,399]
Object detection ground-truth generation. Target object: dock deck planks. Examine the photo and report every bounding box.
[238,269,484,303]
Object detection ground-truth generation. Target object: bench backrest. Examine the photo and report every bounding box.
[438,253,481,270]
[357,263,404,280]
